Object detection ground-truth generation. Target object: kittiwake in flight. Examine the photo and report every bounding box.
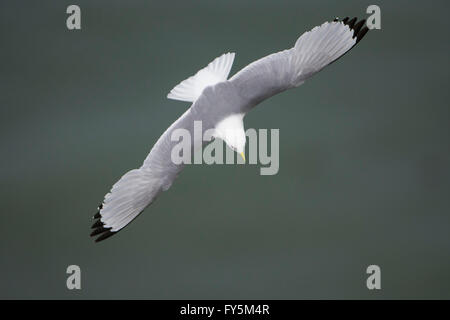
[91,17,369,242]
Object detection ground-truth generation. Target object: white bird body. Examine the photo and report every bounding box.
[91,17,369,242]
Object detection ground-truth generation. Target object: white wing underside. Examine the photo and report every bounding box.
[167,52,235,102]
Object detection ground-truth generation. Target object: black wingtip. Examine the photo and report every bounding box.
[352,19,365,37]
[336,16,369,45]
[90,202,117,242]
[91,220,103,229]
[347,17,357,29]
[356,26,369,44]
[93,203,103,219]
[95,230,116,242]
[90,222,116,242]
[90,226,109,237]
[325,16,369,67]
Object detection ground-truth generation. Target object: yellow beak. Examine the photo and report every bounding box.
[240,152,246,162]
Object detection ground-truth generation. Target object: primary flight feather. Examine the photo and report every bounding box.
[91,17,369,242]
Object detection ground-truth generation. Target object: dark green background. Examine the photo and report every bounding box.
[1,0,449,299]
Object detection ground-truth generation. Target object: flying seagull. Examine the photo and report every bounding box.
[91,17,369,242]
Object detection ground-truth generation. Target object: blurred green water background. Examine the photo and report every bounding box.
[0,0,449,299]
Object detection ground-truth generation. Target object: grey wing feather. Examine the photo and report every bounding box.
[229,18,368,112]
[91,110,193,241]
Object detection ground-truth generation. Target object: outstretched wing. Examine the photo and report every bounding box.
[91,110,193,242]
[229,17,369,112]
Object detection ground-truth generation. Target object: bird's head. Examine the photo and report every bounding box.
[214,113,246,162]
[223,129,246,161]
